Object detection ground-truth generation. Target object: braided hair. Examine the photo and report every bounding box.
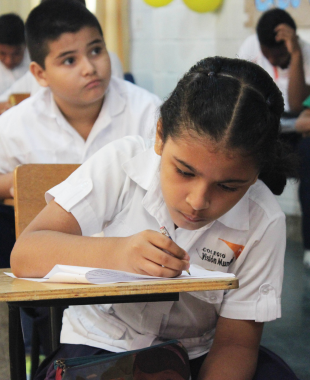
[159,56,298,195]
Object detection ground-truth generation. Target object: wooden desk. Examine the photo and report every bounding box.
[0,269,238,380]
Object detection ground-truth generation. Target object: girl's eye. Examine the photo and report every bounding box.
[63,57,75,65]
[176,167,195,177]
[219,184,238,192]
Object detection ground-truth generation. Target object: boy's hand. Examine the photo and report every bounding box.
[119,230,190,277]
[274,24,301,55]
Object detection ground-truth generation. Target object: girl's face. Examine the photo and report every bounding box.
[155,127,258,231]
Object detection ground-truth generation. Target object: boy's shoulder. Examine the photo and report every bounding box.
[0,88,53,134]
[109,76,161,106]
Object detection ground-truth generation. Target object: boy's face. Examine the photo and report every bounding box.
[33,26,111,109]
[0,43,25,70]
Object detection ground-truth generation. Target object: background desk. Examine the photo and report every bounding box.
[0,268,238,380]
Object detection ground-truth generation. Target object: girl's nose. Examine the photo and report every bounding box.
[186,187,210,211]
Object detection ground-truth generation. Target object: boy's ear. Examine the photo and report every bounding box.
[29,61,49,87]
[154,119,164,156]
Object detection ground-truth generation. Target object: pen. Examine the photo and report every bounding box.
[160,226,191,275]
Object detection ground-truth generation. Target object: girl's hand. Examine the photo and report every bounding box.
[118,230,190,277]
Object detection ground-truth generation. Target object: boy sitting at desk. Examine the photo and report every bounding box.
[0,0,161,200]
[0,13,30,96]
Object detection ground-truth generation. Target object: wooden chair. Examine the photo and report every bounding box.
[13,164,80,379]
[8,93,30,106]
[14,164,80,237]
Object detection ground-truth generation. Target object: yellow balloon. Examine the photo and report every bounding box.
[183,0,223,12]
[143,0,174,7]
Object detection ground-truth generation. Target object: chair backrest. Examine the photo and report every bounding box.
[8,93,30,106]
[14,164,80,238]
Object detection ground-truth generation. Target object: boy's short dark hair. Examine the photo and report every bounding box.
[41,0,86,5]
[256,8,296,48]
[0,13,25,46]
[25,0,103,68]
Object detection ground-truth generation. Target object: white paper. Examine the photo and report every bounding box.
[5,264,235,284]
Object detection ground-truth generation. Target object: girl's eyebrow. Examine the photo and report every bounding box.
[174,157,250,183]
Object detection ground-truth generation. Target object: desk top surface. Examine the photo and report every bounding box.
[0,269,238,303]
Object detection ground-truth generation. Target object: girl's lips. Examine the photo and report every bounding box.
[181,212,207,223]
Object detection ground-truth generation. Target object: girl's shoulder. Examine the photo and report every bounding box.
[248,180,284,221]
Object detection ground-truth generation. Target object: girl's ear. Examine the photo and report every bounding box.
[154,119,164,156]
[29,62,49,87]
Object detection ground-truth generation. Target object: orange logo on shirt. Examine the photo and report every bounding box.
[218,238,244,259]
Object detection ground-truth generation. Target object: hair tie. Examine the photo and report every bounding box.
[208,71,215,77]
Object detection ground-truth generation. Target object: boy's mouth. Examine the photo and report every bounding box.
[85,79,102,89]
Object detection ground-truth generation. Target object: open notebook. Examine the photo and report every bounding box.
[5,264,235,285]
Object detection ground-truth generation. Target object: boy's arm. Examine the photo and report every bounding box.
[11,200,189,278]
[197,317,263,380]
[0,172,14,199]
[295,108,310,136]
[275,24,310,113]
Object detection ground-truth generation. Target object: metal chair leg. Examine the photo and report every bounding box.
[8,304,26,380]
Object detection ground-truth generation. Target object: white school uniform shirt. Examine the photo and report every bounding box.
[0,49,30,96]
[238,34,310,112]
[0,76,161,173]
[46,136,286,360]
[0,51,124,102]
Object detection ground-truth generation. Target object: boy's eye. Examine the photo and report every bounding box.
[176,167,195,177]
[91,46,102,56]
[218,184,238,192]
[63,57,75,65]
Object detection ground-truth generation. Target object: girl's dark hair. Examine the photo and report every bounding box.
[160,56,298,195]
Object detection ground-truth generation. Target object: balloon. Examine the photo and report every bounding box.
[183,0,223,13]
[143,0,174,7]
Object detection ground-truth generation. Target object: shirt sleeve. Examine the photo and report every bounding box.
[303,94,310,108]
[46,137,143,237]
[219,213,285,322]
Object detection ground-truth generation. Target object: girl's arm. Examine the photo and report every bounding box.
[197,316,263,380]
[10,200,190,278]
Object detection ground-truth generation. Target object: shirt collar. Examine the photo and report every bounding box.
[122,141,160,190]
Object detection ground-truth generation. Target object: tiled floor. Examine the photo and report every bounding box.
[261,238,310,380]
[0,237,309,379]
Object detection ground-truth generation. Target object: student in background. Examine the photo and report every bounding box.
[238,8,310,114]
[0,0,124,113]
[0,13,30,95]
[12,57,299,380]
[294,98,310,268]
[0,0,161,200]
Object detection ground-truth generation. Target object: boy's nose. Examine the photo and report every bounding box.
[81,57,96,75]
[3,55,15,69]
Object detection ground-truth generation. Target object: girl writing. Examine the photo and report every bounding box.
[11,57,298,380]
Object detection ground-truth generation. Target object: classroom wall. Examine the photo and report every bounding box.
[130,0,310,98]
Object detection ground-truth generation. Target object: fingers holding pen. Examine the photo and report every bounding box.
[123,230,190,277]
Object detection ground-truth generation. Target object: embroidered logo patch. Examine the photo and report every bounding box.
[196,247,234,267]
[218,238,245,259]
